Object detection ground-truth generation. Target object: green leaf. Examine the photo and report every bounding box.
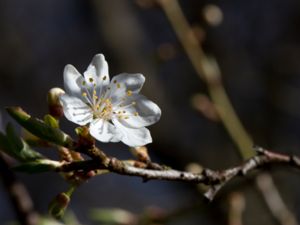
[6,107,73,147]
[13,159,61,173]
[1,123,43,162]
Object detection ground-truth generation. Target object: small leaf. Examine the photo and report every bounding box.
[2,123,43,162]
[7,107,73,147]
[13,159,61,173]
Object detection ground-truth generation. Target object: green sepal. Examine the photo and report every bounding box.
[0,123,43,162]
[6,107,73,147]
[13,159,61,173]
[44,114,59,129]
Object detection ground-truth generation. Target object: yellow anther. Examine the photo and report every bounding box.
[82,92,87,97]
[127,90,132,96]
[89,77,94,83]
[93,90,97,95]
[117,83,121,89]
[134,112,139,116]
[125,116,129,119]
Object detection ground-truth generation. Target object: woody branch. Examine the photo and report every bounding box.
[57,146,300,200]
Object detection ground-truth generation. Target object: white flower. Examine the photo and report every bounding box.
[59,54,161,147]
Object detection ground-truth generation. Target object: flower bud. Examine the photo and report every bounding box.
[129,146,150,163]
[48,192,70,219]
[47,87,65,119]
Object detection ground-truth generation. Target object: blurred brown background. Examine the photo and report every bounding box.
[1,0,300,224]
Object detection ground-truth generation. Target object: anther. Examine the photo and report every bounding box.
[127,90,132,96]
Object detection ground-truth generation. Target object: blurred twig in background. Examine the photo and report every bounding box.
[257,173,298,225]
[0,153,39,225]
[157,0,298,224]
[228,192,245,225]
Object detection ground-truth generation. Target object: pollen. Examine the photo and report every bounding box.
[127,90,132,96]
[134,112,139,116]
[117,83,121,89]
[103,76,107,80]
[82,92,87,97]
[89,77,94,83]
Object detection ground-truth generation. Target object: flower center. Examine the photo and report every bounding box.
[80,76,113,121]
[93,98,113,120]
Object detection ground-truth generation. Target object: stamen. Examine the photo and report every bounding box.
[89,77,94,83]
[82,81,86,86]
[127,90,132,96]
[103,76,107,80]
[82,92,87,97]
[113,80,117,84]
[134,112,139,116]
[117,83,121,89]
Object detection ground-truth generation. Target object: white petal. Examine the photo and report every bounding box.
[113,119,152,147]
[89,119,121,143]
[111,73,145,93]
[113,94,161,129]
[59,94,93,125]
[104,81,127,105]
[91,54,109,78]
[84,54,110,96]
[63,64,84,97]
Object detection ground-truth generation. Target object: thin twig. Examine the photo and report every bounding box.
[57,146,300,201]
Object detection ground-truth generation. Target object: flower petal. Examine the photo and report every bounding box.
[104,81,127,105]
[111,73,145,93]
[63,64,84,97]
[113,119,152,147]
[59,94,93,125]
[90,54,109,78]
[113,94,161,129]
[84,54,110,97]
[89,119,121,143]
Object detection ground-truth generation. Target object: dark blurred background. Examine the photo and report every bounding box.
[1,0,300,224]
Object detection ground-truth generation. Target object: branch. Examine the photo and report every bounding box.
[57,146,300,200]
